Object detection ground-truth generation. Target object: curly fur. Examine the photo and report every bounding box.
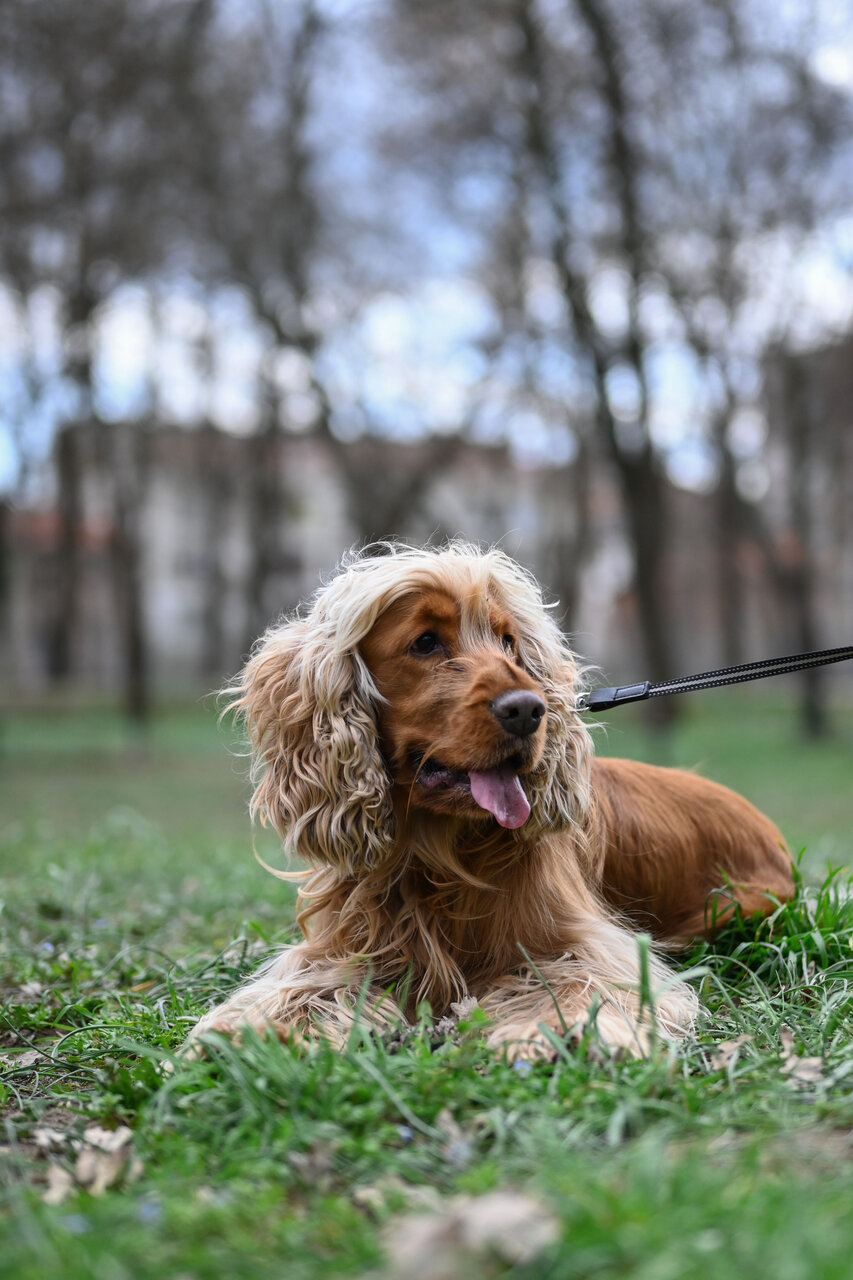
[191,541,794,1057]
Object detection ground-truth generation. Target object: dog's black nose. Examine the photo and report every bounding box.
[490,690,546,738]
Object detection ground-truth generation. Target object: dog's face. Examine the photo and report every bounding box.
[238,545,592,872]
[360,587,548,829]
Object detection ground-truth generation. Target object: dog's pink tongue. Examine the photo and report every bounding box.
[469,769,531,829]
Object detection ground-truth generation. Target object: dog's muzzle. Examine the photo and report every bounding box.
[490,690,546,739]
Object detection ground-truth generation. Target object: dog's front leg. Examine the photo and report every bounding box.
[187,940,407,1049]
[478,920,699,1061]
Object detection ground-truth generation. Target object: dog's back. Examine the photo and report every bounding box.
[591,756,794,944]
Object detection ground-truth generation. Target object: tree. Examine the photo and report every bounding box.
[0,0,217,716]
[383,0,853,719]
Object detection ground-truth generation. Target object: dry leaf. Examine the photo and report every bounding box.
[779,1025,796,1056]
[435,1108,473,1168]
[0,1049,44,1070]
[459,1190,560,1261]
[382,1189,559,1278]
[81,1125,134,1154]
[779,1024,824,1086]
[780,1055,825,1084]
[74,1147,126,1197]
[34,1127,71,1152]
[42,1164,75,1206]
[434,997,480,1038]
[353,1175,442,1217]
[73,1126,138,1196]
[449,997,479,1020]
[34,1123,141,1198]
[710,1035,752,1070]
[289,1142,334,1181]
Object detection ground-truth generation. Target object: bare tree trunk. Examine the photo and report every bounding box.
[48,424,83,680]
[244,390,288,653]
[514,0,678,723]
[110,424,150,725]
[540,436,593,632]
[50,255,98,684]
[714,412,745,666]
[199,424,229,679]
[616,446,676,716]
[778,353,827,738]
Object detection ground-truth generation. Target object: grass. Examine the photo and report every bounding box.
[1,696,853,1278]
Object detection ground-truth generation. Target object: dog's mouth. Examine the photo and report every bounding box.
[413,753,532,830]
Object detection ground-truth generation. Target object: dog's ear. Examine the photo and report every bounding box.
[231,618,395,874]
[516,634,594,840]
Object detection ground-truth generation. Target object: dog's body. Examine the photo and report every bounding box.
[191,544,793,1055]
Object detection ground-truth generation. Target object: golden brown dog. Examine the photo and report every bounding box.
[191,543,793,1055]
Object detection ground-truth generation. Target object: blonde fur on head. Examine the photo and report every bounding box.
[230,541,593,873]
[188,539,794,1057]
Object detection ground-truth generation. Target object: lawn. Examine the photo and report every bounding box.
[2,695,853,1279]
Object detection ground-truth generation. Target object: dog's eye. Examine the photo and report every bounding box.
[502,634,516,652]
[411,631,440,655]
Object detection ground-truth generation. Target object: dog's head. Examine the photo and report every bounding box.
[233,543,592,874]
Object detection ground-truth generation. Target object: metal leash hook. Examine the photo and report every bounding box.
[575,645,853,715]
[575,682,651,713]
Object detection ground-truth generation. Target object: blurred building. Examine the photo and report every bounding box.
[4,381,851,704]
[2,422,586,694]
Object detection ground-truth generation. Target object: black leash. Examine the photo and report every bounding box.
[576,645,853,714]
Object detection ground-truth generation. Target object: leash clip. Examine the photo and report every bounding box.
[576,682,651,714]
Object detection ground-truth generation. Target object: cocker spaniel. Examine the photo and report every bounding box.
[191,543,793,1056]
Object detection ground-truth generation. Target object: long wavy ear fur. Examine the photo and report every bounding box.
[520,641,593,839]
[231,616,396,874]
[494,570,593,842]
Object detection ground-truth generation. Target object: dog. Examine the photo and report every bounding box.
[190,542,794,1056]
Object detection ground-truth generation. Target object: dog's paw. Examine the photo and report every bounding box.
[184,1008,304,1056]
[492,1004,651,1063]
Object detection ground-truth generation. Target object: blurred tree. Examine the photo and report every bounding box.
[513,0,675,712]
[167,0,325,645]
[171,0,475,630]
[384,0,852,721]
[1,0,851,719]
[0,0,217,717]
[764,348,843,738]
[646,1,851,685]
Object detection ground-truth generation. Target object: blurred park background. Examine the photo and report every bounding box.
[1,0,853,872]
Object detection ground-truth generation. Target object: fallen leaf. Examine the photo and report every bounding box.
[459,1190,560,1260]
[34,1127,71,1152]
[449,997,479,1020]
[81,1125,134,1154]
[779,1024,824,1086]
[434,997,481,1039]
[353,1175,442,1217]
[73,1126,139,1196]
[0,1049,45,1070]
[381,1189,559,1278]
[74,1148,125,1197]
[435,1108,473,1169]
[780,1055,825,1084]
[710,1035,753,1070]
[289,1142,335,1182]
[42,1165,75,1206]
